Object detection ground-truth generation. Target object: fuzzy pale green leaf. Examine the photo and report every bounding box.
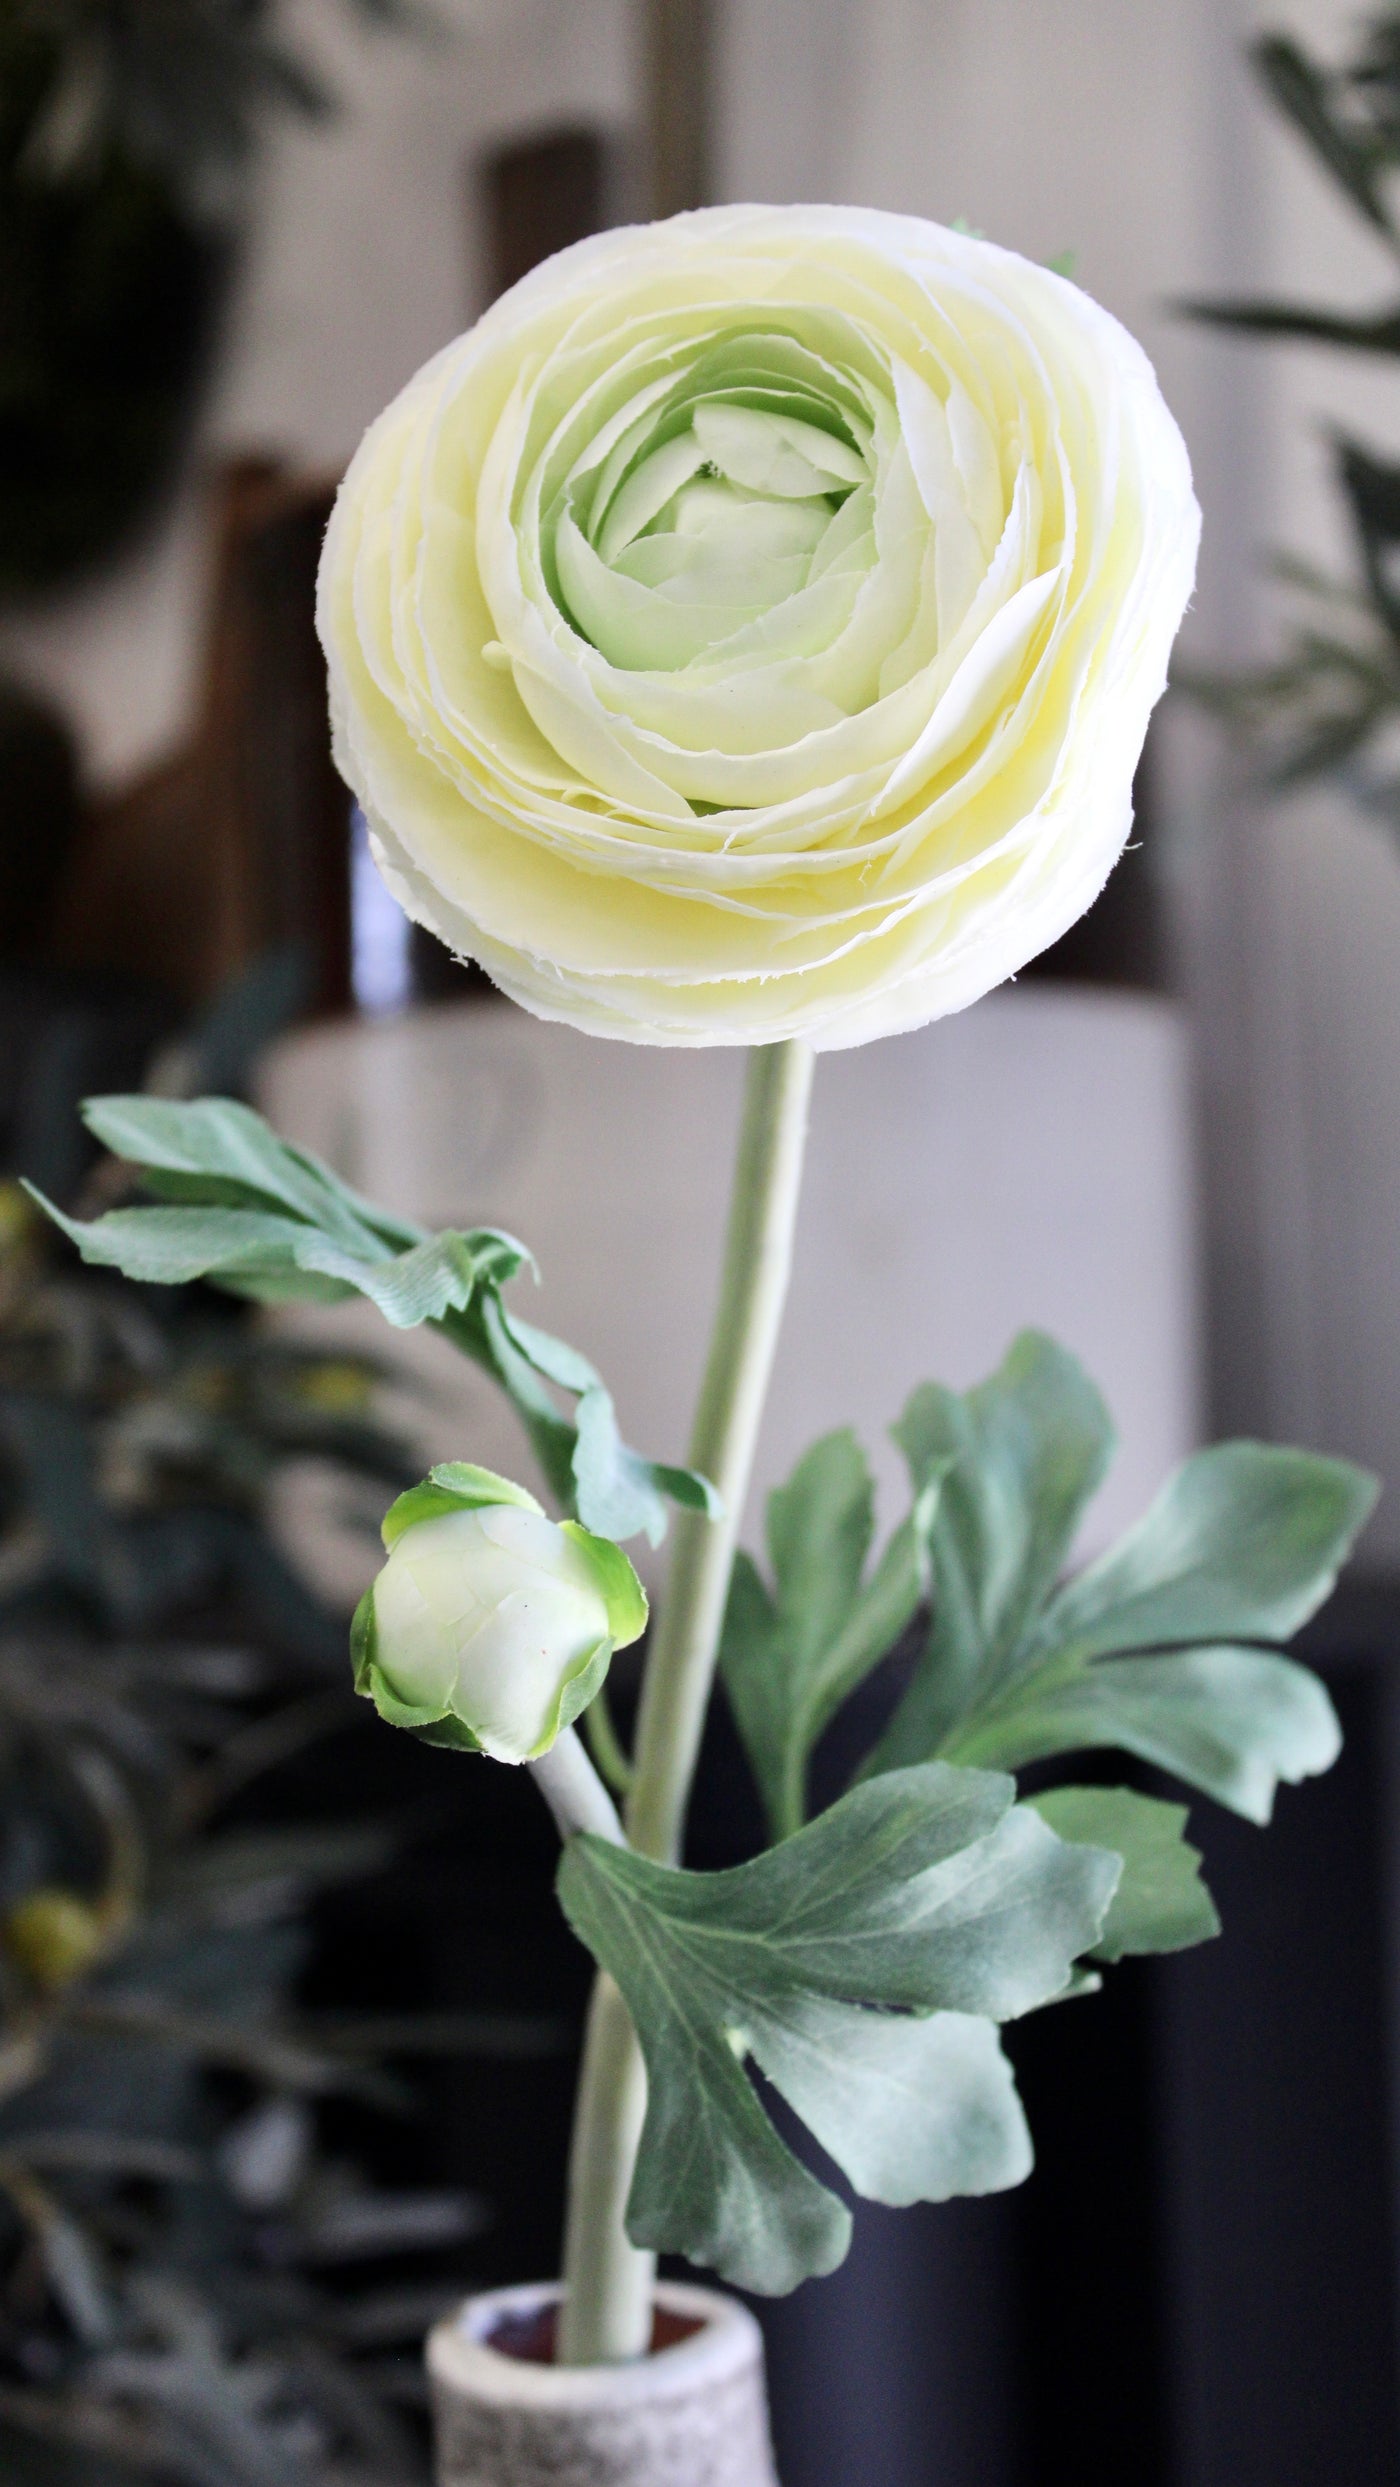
[867,1332,1114,1775]
[1027,1785,1220,1959]
[720,1428,937,1839]
[557,1761,1117,2291]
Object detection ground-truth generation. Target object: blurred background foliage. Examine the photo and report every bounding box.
[0,0,417,596]
[0,956,575,2484]
[1184,10,1400,829]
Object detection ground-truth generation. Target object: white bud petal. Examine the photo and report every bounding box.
[371,1504,612,1762]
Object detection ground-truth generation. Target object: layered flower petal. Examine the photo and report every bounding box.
[318,204,1199,1049]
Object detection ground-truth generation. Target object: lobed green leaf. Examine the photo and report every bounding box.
[1252,32,1395,238]
[866,1332,1114,1775]
[952,1646,1342,1826]
[1027,1785,1220,1960]
[558,1761,1117,2291]
[720,1430,938,1840]
[30,1094,717,1546]
[845,1336,1372,1825]
[1036,1440,1379,1664]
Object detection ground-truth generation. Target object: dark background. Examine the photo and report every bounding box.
[282,1582,1400,2487]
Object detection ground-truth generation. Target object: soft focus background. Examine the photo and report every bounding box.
[2,4,1398,2483]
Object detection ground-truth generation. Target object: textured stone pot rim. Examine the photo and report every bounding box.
[427,2280,762,2414]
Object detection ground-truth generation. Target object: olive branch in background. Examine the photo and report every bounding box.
[1182,12,1400,824]
[44,1097,1375,2306]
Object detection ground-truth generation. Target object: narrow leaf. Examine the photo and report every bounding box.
[720,1452,937,1843]
[1252,32,1394,236]
[28,1197,353,1297]
[1182,297,1400,356]
[81,1094,412,1252]
[766,1430,874,1675]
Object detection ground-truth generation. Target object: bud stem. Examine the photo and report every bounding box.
[529,1727,627,1847]
[557,1039,814,2365]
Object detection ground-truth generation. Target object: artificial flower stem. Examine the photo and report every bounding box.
[557,1039,815,2366]
[628,1038,815,1864]
[583,1681,637,1796]
[558,1971,653,2363]
[529,1726,627,1847]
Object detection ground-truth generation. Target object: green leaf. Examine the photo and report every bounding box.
[846,1337,1370,1824]
[31,1092,716,1546]
[1336,436,1400,649]
[767,1429,875,1667]
[1251,32,1395,238]
[1181,297,1400,357]
[574,1382,695,1546]
[310,1228,493,1327]
[1034,1442,1378,1662]
[1027,1786,1220,1960]
[80,1093,415,1252]
[933,1436,1367,1821]
[720,1429,937,1840]
[507,1313,721,1541]
[28,1191,516,1326]
[557,1761,1118,2292]
[953,1645,1341,1825]
[864,1333,1114,1776]
[28,1198,353,1299]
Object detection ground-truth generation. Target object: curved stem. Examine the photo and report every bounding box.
[557,1040,814,2365]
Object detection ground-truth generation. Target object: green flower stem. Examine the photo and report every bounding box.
[530,1727,627,1847]
[583,1681,637,1797]
[557,1971,653,2362]
[557,1039,815,2366]
[628,1040,816,1862]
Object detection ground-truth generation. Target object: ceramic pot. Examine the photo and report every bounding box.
[427,2278,781,2487]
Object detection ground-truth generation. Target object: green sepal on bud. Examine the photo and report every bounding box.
[352,1463,647,1764]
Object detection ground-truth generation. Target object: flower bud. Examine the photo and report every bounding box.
[352,1463,646,1763]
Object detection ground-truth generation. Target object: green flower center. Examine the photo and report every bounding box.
[544,329,889,680]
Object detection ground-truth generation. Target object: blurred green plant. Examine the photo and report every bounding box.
[0,1171,420,1667]
[1,953,424,1661]
[9,0,423,215]
[0,967,563,2483]
[0,0,420,594]
[1183,12,1400,829]
[0,1547,501,2484]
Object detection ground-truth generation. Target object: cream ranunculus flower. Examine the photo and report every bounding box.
[317,204,1198,1049]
